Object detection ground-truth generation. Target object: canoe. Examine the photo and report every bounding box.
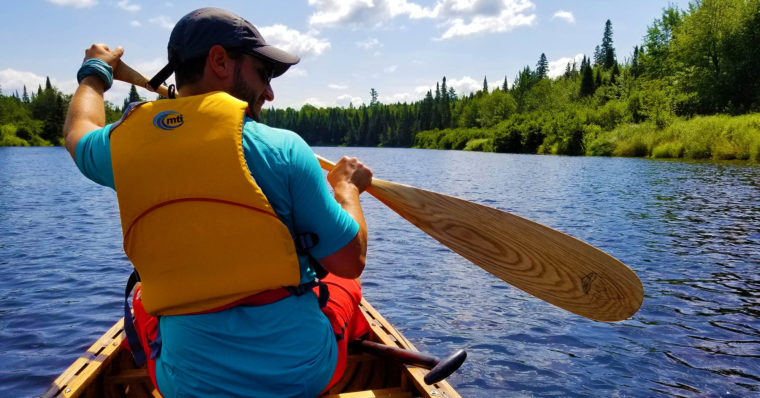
[42,298,462,398]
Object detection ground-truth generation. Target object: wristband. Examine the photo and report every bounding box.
[77,58,113,91]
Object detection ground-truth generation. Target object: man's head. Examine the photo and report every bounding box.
[149,8,299,114]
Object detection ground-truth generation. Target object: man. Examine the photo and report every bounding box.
[63,7,373,397]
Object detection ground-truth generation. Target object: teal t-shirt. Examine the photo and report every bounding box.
[75,117,359,397]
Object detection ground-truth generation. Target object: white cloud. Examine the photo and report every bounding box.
[308,0,435,27]
[303,97,331,108]
[0,68,76,101]
[415,76,481,97]
[130,20,142,27]
[259,25,331,58]
[47,0,97,8]
[384,65,398,73]
[308,0,535,39]
[380,92,416,103]
[552,10,574,24]
[336,94,363,107]
[356,38,382,50]
[118,0,140,12]
[437,0,536,39]
[149,16,174,30]
[547,53,584,78]
[0,69,46,96]
[446,76,482,95]
[328,83,348,89]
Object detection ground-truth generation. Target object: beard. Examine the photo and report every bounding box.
[230,61,262,122]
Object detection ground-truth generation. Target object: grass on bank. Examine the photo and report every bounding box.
[0,124,54,147]
[415,113,760,162]
[588,113,760,161]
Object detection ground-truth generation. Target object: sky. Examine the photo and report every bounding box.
[0,0,691,110]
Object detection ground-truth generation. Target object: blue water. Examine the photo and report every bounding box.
[1,147,759,397]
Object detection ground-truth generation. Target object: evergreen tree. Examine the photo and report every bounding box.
[594,68,602,87]
[502,76,509,91]
[536,53,549,79]
[123,84,143,110]
[593,45,602,66]
[369,88,379,107]
[601,19,616,69]
[440,77,451,127]
[22,86,29,103]
[482,76,488,93]
[630,45,642,77]
[45,77,52,92]
[447,87,457,101]
[580,56,595,96]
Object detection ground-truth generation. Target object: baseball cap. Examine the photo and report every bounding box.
[148,7,300,90]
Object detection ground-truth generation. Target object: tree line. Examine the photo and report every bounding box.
[261,0,760,160]
[3,0,758,161]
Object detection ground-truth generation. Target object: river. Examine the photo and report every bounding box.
[1,146,758,397]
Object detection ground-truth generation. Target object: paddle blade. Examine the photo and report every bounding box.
[369,178,642,321]
[316,155,643,322]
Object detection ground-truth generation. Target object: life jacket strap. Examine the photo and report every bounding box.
[123,270,146,367]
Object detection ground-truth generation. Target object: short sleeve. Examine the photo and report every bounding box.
[75,124,115,189]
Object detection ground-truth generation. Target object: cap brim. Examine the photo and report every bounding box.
[252,45,300,78]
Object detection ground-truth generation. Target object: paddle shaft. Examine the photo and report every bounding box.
[113,61,170,98]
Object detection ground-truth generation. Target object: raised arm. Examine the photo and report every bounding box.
[63,44,123,161]
[318,157,373,279]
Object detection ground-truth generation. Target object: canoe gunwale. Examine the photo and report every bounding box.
[42,298,461,398]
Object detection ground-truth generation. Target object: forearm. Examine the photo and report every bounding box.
[63,76,106,160]
[320,156,372,279]
[333,183,368,262]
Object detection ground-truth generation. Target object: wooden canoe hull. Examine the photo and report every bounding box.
[42,299,461,398]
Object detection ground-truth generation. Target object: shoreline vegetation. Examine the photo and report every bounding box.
[2,1,759,164]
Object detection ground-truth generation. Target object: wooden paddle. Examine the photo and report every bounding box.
[113,60,643,322]
[318,156,643,322]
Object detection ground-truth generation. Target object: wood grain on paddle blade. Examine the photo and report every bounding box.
[317,155,643,322]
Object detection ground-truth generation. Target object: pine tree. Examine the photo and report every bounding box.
[536,53,549,79]
[369,88,379,107]
[593,45,602,66]
[482,76,488,93]
[440,77,451,127]
[600,19,616,69]
[502,76,508,91]
[630,45,642,77]
[580,56,595,96]
[45,77,52,92]
[447,87,457,101]
[22,85,29,103]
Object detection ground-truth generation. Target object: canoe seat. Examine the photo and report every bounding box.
[322,387,414,398]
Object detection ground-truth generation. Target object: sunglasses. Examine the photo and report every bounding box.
[239,50,274,85]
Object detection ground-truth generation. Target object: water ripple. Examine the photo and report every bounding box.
[2,147,759,397]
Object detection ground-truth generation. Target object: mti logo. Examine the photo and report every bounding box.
[153,111,184,130]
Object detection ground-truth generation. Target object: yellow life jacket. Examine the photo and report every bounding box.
[110,92,301,316]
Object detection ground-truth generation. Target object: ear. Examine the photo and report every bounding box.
[206,45,233,80]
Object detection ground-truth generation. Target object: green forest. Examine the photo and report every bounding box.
[2,0,759,162]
